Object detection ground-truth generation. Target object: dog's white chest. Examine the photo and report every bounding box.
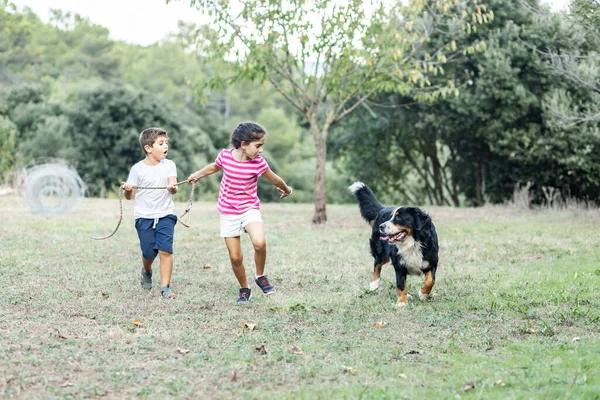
[396,237,424,275]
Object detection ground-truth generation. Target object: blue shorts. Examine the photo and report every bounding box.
[135,214,177,260]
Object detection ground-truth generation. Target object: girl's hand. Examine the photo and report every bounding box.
[121,182,134,192]
[167,184,178,194]
[187,173,200,183]
[278,186,293,199]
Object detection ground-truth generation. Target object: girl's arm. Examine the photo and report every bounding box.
[262,169,293,199]
[187,162,222,183]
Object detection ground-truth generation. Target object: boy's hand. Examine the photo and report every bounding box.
[121,182,134,192]
[278,186,293,199]
[167,184,177,194]
[187,173,200,184]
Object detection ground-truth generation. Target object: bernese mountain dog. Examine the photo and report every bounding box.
[349,182,439,307]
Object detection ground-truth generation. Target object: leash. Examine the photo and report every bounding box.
[92,180,195,240]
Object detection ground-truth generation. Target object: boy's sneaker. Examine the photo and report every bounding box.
[255,275,276,295]
[161,284,175,299]
[140,268,152,290]
[237,288,252,304]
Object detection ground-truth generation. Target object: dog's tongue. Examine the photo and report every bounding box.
[379,236,390,241]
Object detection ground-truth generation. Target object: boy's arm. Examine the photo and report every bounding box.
[262,169,293,199]
[167,176,178,194]
[187,162,222,183]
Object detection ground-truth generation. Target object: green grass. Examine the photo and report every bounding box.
[1,197,600,399]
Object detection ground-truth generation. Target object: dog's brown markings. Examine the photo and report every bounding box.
[421,270,435,295]
[371,259,388,283]
[396,287,408,304]
[395,225,412,236]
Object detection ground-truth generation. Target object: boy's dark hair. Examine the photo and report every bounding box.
[139,127,168,155]
[231,122,266,149]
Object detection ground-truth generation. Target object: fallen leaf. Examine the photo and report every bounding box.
[54,330,70,340]
[463,381,475,391]
[398,373,408,379]
[526,328,536,334]
[289,345,303,354]
[133,319,143,327]
[243,322,257,331]
[60,381,74,387]
[101,292,109,298]
[572,336,581,342]
[405,350,420,355]
[494,379,506,387]
[231,369,237,382]
[203,263,213,269]
[343,366,357,375]
[176,347,190,354]
[374,321,387,328]
[485,346,494,351]
[255,345,268,355]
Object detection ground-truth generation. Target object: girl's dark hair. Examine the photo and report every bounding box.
[231,122,266,149]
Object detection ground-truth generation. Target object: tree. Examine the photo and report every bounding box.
[172,0,492,223]
[0,1,32,87]
[335,0,600,206]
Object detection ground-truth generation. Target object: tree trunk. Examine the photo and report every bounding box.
[312,123,328,224]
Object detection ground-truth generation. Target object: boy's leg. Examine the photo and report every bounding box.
[136,218,158,290]
[142,257,153,274]
[158,250,173,288]
[154,215,177,297]
[224,237,248,287]
[245,221,266,276]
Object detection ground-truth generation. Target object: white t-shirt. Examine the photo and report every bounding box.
[126,159,177,219]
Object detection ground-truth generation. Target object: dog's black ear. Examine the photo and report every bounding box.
[412,208,431,232]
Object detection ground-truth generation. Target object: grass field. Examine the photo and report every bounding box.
[1,196,599,399]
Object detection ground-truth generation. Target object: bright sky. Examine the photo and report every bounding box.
[11,0,572,46]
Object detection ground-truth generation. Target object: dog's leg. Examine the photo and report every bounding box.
[395,278,408,307]
[391,255,408,307]
[370,258,388,291]
[419,270,435,301]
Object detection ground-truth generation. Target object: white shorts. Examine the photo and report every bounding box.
[220,208,263,237]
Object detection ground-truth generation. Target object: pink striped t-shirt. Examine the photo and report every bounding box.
[215,149,270,215]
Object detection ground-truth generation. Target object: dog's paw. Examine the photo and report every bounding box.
[395,301,408,308]
[419,292,431,301]
[369,279,380,291]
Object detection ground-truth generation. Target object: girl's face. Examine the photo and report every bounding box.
[240,136,265,160]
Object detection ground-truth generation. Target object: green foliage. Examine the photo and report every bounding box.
[334,0,600,206]
[571,0,600,30]
[0,115,16,178]
[0,1,32,87]
[64,85,183,196]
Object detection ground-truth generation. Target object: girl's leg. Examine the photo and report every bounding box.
[245,222,266,276]
[158,250,173,287]
[224,237,248,287]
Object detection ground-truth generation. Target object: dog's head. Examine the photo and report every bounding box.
[379,207,431,243]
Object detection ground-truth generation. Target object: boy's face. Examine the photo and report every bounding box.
[144,135,169,161]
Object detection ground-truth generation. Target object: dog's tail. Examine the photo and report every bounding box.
[348,182,384,224]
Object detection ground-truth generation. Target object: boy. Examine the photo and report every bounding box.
[122,127,178,299]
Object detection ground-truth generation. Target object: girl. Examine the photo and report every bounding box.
[188,122,292,304]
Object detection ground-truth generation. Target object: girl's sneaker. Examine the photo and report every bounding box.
[255,275,275,295]
[237,288,252,304]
